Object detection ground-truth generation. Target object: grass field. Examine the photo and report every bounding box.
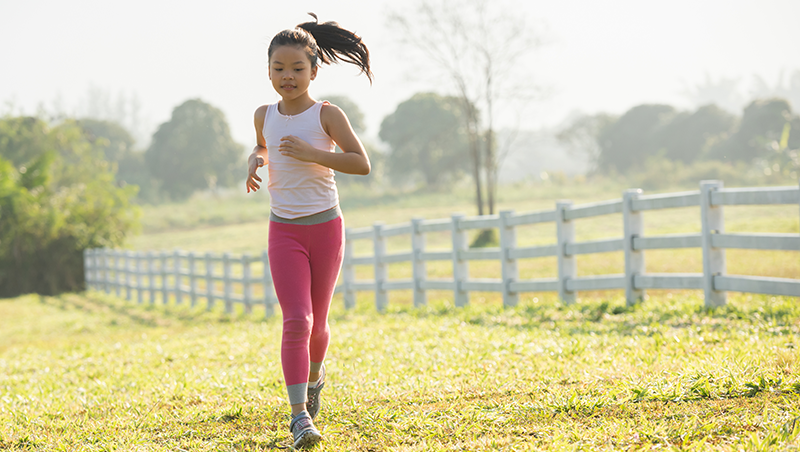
[2,181,799,450]
[1,291,799,451]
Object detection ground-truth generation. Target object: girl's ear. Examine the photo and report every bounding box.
[311,65,318,81]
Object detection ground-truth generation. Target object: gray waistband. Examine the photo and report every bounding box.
[270,205,341,225]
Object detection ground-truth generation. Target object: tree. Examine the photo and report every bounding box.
[596,104,677,172]
[556,113,618,172]
[389,0,544,215]
[750,70,800,113]
[710,98,799,162]
[379,92,470,188]
[658,105,737,163]
[145,99,244,200]
[78,118,136,163]
[77,118,161,202]
[0,116,52,166]
[0,116,139,297]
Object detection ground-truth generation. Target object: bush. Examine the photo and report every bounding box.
[0,118,139,297]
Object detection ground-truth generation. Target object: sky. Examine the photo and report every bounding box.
[2,0,800,149]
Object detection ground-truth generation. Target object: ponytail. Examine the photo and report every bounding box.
[268,13,373,83]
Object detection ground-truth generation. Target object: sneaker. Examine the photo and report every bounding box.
[306,364,326,419]
[290,410,321,449]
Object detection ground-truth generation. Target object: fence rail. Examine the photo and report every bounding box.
[85,180,800,315]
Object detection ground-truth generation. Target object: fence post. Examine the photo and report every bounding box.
[147,251,156,304]
[411,218,427,307]
[101,248,110,293]
[108,249,115,294]
[262,250,275,317]
[223,253,232,314]
[623,189,645,306]
[136,252,143,304]
[499,210,519,308]
[107,250,114,294]
[160,251,169,304]
[124,251,132,301]
[173,249,182,305]
[103,249,109,292]
[114,250,122,297]
[451,213,469,307]
[205,252,214,311]
[243,254,252,314]
[556,201,577,305]
[700,180,727,307]
[373,222,388,312]
[189,252,197,307]
[96,249,103,292]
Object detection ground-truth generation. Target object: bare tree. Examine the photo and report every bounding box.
[389,0,544,215]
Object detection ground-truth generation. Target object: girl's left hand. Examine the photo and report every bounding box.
[279,135,319,163]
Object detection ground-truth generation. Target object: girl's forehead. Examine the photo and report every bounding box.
[270,45,311,63]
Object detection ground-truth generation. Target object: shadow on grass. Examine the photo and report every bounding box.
[378,293,800,339]
[41,291,275,330]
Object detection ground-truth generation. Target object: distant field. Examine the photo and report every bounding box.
[1,290,799,450]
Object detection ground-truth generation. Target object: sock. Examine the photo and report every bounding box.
[308,363,324,388]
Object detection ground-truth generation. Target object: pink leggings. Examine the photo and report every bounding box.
[268,216,344,396]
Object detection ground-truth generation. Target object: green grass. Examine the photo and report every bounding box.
[1,291,799,451]
[3,181,798,450]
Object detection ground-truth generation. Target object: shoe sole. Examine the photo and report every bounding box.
[294,430,322,449]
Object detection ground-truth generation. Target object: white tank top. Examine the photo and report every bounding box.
[262,101,339,219]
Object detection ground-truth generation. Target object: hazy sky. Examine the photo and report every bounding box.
[3,0,800,148]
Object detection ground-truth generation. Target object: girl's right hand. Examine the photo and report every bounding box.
[247,155,264,193]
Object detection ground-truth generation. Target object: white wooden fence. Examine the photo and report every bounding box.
[85,180,800,315]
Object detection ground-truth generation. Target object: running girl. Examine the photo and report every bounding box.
[245,13,372,449]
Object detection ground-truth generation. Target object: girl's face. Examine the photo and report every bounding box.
[268,45,317,101]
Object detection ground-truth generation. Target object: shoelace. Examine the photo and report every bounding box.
[293,415,311,432]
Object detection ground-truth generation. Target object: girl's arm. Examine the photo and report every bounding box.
[247,105,270,193]
[278,104,371,175]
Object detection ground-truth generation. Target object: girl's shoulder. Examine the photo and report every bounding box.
[319,101,349,136]
[319,101,346,122]
[254,104,270,120]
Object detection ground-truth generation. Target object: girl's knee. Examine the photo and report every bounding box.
[310,321,329,339]
[283,315,313,340]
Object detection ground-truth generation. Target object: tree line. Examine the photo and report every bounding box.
[558,98,800,182]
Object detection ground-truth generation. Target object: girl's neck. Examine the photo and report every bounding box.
[278,94,317,116]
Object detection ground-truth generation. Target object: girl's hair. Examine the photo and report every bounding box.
[268,13,373,83]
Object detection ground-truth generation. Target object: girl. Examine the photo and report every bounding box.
[245,13,372,449]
